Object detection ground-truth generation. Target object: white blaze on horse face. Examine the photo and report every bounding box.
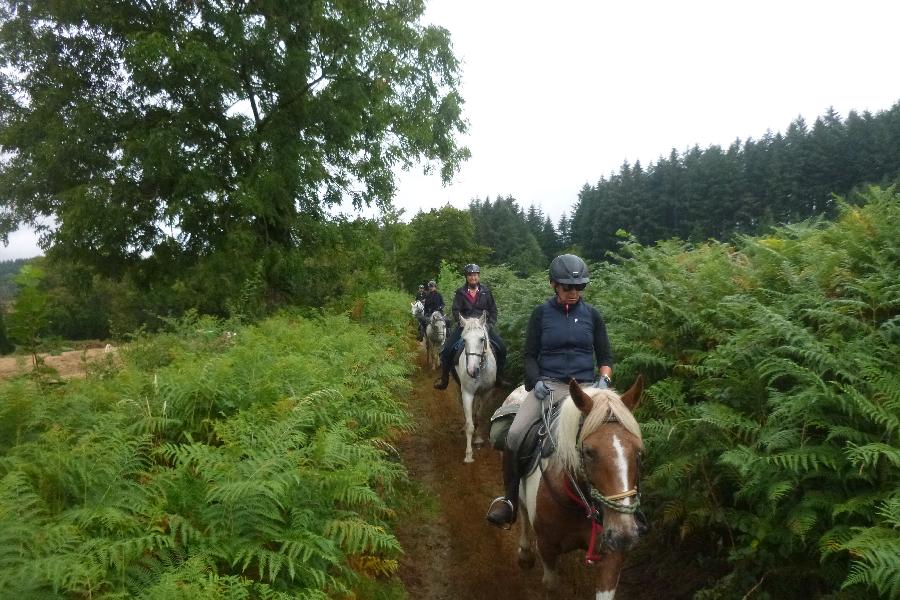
[611,434,631,504]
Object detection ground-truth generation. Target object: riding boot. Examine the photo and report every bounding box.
[486,450,519,529]
[433,362,450,389]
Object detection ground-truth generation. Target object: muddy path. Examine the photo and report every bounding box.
[393,350,666,600]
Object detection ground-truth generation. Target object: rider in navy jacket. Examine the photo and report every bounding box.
[522,296,612,390]
[486,254,613,529]
[422,280,445,317]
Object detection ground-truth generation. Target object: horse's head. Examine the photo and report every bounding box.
[428,311,446,337]
[411,300,424,318]
[459,314,489,379]
[561,376,645,553]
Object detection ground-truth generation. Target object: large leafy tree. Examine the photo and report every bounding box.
[395,205,484,290]
[0,0,468,284]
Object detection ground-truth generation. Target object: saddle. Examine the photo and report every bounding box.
[489,391,559,478]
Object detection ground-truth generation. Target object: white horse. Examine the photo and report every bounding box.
[455,314,497,463]
[425,311,446,370]
[411,300,424,320]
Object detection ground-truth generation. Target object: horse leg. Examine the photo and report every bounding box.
[538,550,560,593]
[516,503,535,570]
[593,551,624,599]
[461,388,476,463]
[472,391,485,449]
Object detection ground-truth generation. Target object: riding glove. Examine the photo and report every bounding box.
[593,374,612,389]
[533,379,551,402]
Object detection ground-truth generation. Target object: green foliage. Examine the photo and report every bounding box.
[396,206,487,291]
[589,187,900,598]
[469,196,550,274]
[6,264,51,360]
[0,297,414,598]
[0,306,13,354]
[0,257,30,305]
[571,103,900,259]
[0,0,467,312]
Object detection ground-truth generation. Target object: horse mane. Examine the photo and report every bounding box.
[554,388,643,474]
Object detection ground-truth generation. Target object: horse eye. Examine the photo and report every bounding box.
[583,447,598,461]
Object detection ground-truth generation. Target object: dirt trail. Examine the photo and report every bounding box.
[394,351,656,599]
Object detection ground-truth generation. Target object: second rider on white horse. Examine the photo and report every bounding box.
[433,263,508,390]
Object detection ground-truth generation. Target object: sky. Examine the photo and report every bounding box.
[3,0,900,260]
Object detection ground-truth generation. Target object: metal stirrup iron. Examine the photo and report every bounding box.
[486,496,515,529]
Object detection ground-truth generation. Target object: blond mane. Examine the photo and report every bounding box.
[554,387,643,474]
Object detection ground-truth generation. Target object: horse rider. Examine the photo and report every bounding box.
[422,280,445,323]
[415,283,428,340]
[433,263,508,390]
[485,254,614,528]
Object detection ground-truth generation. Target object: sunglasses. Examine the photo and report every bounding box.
[558,283,587,292]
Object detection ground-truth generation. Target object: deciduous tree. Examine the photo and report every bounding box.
[0,0,468,291]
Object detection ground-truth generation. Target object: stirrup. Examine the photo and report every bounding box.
[486,496,515,530]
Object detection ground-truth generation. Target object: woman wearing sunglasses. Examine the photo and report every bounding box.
[486,253,614,528]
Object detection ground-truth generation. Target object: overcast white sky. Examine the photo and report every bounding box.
[3,0,899,260]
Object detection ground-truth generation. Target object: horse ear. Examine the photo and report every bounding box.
[458,315,466,328]
[569,379,593,414]
[619,374,644,412]
[479,312,487,326]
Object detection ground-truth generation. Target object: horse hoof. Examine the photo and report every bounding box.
[517,548,535,570]
[473,438,484,449]
[464,456,474,464]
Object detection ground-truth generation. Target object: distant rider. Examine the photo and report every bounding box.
[433,264,507,389]
[415,283,428,340]
[422,280,445,322]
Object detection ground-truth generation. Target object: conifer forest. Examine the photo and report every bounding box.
[1,1,898,598]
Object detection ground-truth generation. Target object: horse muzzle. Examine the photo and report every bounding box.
[601,525,640,553]
[467,366,481,379]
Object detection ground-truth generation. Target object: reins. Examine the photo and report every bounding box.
[462,322,489,372]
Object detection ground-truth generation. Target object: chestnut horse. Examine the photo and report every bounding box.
[517,376,644,599]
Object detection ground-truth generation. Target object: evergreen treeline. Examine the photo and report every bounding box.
[572,104,900,259]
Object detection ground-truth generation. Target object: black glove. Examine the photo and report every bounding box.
[533,379,551,402]
[593,374,612,389]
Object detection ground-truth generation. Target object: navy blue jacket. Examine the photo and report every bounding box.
[423,291,445,316]
[523,297,613,390]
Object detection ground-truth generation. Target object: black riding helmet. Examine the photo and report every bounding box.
[464,263,480,274]
[549,254,590,284]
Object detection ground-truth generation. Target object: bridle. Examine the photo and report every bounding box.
[578,431,642,515]
[536,389,644,564]
[463,323,489,372]
[540,394,643,517]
